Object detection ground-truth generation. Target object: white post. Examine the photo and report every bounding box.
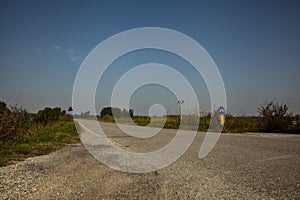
[178,100,184,124]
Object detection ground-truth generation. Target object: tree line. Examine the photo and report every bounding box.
[99,101,299,133]
[0,99,299,143]
[100,107,134,118]
[0,101,70,141]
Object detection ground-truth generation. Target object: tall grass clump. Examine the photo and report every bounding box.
[0,102,32,141]
[0,101,78,166]
[257,99,292,132]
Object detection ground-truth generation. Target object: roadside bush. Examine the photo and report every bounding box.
[0,102,32,141]
[34,107,66,126]
[100,107,133,118]
[133,116,151,126]
[223,115,258,133]
[101,115,115,123]
[163,115,179,129]
[198,115,210,132]
[257,100,291,132]
[0,121,79,167]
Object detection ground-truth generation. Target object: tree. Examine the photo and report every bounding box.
[258,99,291,132]
[34,107,64,125]
[129,109,134,118]
[61,110,66,116]
[100,107,112,117]
[68,106,73,112]
[82,110,90,118]
[100,107,127,118]
[0,101,10,115]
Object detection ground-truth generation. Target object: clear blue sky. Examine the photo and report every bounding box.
[0,0,299,116]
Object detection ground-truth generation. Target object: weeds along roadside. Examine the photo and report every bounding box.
[0,120,79,167]
[0,102,79,167]
[1,99,299,167]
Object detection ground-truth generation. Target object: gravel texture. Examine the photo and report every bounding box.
[1,121,299,199]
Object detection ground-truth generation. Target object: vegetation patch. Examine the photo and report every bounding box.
[98,102,300,133]
[0,121,79,167]
[1,99,299,167]
[0,101,79,167]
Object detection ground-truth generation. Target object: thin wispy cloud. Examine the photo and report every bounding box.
[55,45,60,52]
[53,46,82,63]
[65,49,82,63]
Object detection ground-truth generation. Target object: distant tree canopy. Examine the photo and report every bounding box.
[34,107,66,125]
[100,107,133,118]
[80,110,90,118]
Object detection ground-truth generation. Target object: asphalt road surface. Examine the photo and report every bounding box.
[1,119,299,199]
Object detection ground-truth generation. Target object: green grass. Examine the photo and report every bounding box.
[0,120,80,167]
[98,115,300,134]
[99,115,199,130]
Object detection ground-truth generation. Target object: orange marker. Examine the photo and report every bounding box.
[219,114,225,126]
[217,106,225,126]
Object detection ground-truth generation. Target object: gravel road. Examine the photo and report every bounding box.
[1,120,299,199]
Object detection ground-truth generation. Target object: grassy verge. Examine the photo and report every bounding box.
[99,115,202,131]
[0,120,79,167]
[98,115,300,134]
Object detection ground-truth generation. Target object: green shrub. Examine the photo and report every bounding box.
[257,100,292,132]
[34,107,65,126]
[0,121,79,167]
[198,116,210,132]
[223,115,257,133]
[0,103,32,141]
[133,116,151,126]
[101,115,115,123]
